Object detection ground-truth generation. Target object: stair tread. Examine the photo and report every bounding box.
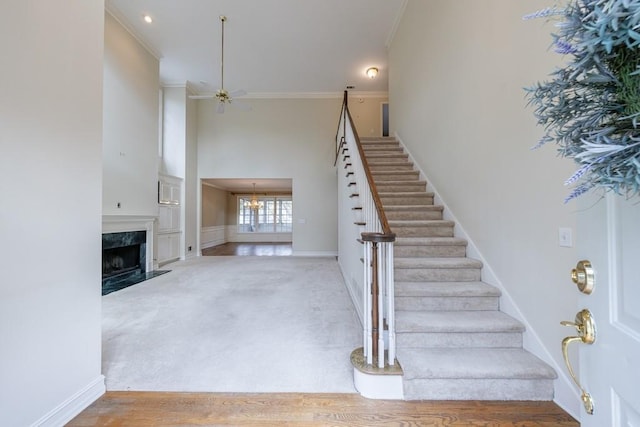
[395,237,466,246]
[396,311,524,333]
[380,191,433,196]
[399,348,557,380]
[395,257,483,269]
[390,220,455,226]
[385,205,443,212]
[395,281,501,297]
[376,180,427,185]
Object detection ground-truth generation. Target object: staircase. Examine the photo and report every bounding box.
[359,136,557,400]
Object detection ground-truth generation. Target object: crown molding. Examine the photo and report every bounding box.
[162,87,389,100]
[241,91,388,100]
[161,81,199,96]
[105,2,162,60]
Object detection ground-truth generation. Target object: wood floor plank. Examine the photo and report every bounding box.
[67,392,579,426]
[201,242,293,256]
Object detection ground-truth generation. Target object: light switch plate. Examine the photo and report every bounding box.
[559,227,573,247]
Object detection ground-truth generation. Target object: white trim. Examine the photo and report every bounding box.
[102,215,156,273]
[180,90,389,100]
[226,225,292,243]
[104,6,162,60]
[394,131,578,417]
[32,375,105,427]
[353,368,403,399]
[291,251,337,257]
[200,225,226,250]
[246,91,388,99]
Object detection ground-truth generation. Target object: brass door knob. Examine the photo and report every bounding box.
[561,309,596,414]
[571,260,594,294]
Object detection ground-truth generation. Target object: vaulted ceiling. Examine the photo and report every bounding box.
[106,0,406,95]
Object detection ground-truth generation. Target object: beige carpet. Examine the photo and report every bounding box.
[102,256,361,393]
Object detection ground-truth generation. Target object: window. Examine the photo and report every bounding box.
[238,196,292,233]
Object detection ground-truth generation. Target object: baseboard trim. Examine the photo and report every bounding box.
[291,251,338,257]
[32,375,105,427]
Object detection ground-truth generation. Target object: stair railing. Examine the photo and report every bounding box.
[336,90,396,369]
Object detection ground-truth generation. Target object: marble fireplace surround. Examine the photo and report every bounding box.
[102,215,155,274]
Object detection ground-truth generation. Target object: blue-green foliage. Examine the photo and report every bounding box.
[525,0,640,202]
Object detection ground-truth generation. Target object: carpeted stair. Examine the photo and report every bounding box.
[358,136,557,400]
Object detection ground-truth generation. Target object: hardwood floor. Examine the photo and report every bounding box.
[68,392,578,426]
[202,242,293,256]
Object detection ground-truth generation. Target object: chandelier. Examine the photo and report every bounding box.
[244,183,264,210]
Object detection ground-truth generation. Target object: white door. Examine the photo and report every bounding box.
[574,192,640,426]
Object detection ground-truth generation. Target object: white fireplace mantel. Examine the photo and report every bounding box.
[102,215,156,273]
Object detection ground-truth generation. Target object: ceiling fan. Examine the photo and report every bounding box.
[190,15,249,113]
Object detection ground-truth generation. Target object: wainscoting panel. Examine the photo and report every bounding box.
[200,226,226,250]
[226,225,292,243]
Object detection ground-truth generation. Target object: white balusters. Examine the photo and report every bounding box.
[337,106,396,369]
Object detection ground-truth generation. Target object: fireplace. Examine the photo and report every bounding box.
[101,216,170,295]
[102,231,146,287]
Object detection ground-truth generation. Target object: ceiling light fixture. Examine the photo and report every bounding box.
[143,14,153,24]
[244,183,264,210]
[366,67,379,79]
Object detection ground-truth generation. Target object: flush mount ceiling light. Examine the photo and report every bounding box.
[143,14,153,24]
[366,67,379,79]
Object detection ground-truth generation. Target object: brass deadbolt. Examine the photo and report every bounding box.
[571,260,594,294]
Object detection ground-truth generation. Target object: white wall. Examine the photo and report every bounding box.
[185,93,199,257]
[197,98,340,255]
[347,95,388,138]
[390,0,579,415]
[202,184,228,227]
[161,86,199,258]
[0,1,104,425]
[103,12,159,217]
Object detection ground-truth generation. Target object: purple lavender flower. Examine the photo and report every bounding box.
[564,184,592,203]
[554,39,578,54]
[530,135,554,150]
[564,163,592,185]
[522,7,564,21]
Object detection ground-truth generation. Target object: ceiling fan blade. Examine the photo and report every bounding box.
[216,102,225,114]
[189,95,215,99]
[229,89,246,98]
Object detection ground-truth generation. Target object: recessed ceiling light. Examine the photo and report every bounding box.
[143,15,153,24]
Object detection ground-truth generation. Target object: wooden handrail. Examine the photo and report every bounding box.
[334,91,348,166]
[345,106,394,239]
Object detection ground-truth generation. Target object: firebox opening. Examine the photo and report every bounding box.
[102,244,141,279]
